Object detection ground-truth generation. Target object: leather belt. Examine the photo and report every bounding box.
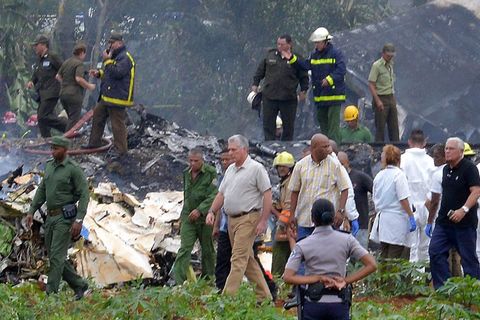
[47,208,63,216]
[230,209,260,218]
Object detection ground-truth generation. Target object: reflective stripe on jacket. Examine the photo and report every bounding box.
[290,43,346,106]
[99,46,135,107]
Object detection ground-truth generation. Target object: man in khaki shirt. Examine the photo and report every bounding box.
[368,43,399,142]
[206,134,273,302]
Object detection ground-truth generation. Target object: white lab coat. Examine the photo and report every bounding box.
[370,165,413,247]
[401,148,435,261]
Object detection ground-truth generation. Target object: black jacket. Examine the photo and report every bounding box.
[32,52,63,100]
[253,49,309,101]
[98,46,135,107]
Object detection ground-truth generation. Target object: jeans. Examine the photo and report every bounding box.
[297,226,315,275]
[429,224,480,289]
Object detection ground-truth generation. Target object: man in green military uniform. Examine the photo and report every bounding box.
[339,105,373,143]
[173,148,218,284]
[26,136,89,299]
[56,42,96,131]
[27,35,66,137]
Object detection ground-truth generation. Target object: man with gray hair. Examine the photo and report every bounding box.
[173,148,218,284]
[206,134,273,301]
[429,137,480,288]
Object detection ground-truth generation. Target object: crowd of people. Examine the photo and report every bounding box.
[27,32,134,160]
[250,27,398,144]
[21,26,480,320]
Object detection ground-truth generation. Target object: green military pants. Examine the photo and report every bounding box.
[44,215,87,294]
[316,104,341,143]
[271,241,291,276]
[173,218,215,284]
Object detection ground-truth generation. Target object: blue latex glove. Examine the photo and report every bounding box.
[425,223,433,238]
[409,215,417,232]
[351,219,360,236]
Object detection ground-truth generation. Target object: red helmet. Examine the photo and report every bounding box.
[26,114,38,127]
[3,111,17,124]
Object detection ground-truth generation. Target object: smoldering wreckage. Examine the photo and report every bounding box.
[0,107,378,290]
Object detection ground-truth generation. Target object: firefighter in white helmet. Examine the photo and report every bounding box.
[283,27,346,143]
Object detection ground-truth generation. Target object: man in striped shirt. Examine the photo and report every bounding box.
[288,133,349,241]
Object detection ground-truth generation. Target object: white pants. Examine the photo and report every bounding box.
[410,204,430,262]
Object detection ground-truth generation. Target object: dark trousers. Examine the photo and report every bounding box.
[215,231,232,290]
[374,94,399,142]
[60,95,82,131]
[380,242,410,259]
[262,98,297,141]
[38,97,67,137]
[316,104,341,143]
[272,240,291,276]
[44,215,87,293]
[88,101,128,154]
[429,224,480,289]
[303,301,350,320]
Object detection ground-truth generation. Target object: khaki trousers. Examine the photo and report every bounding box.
[223,211,272,301]
[88,101,128,154]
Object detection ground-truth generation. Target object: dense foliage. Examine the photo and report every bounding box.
[1,261,478,320]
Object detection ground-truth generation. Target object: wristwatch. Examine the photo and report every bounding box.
[338,208,345,214]
[461,206,469,213]
[75,218,83,223]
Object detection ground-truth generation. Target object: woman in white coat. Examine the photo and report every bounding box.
[370,144,417,259]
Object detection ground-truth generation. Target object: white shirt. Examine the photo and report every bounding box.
[430,164,445,195]
[400,148,434,205]
[371,165,413,247]
[331,153,359,221]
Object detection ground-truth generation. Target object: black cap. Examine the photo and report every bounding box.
[108,32,123,43]
[32,35,49,46]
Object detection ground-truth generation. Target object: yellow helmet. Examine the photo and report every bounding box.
[464,143,476,156]
[344,105,359,121]
[273,151,295,168]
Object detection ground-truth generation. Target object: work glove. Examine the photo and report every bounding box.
[425,223,433,238]
[351,219,359,237]
[409,215,417,232]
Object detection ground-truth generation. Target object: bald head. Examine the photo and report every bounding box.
[337,151,350,170]
[311,133,330,162]
[311,133,329,146]
[329,139,338,154]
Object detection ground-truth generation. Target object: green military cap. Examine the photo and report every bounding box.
[382,43,395,53]
[32,34,49,46]
[50,136,71,149]
[108,32,123,43]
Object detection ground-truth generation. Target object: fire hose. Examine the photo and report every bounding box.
[23,109,112,155]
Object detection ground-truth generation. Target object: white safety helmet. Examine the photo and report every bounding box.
[247,91,262,111]
[309,27,333,42]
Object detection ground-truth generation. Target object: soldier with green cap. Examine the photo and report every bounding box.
[27,35,66,137]
[26,135,90,299]
[172,148,218,284]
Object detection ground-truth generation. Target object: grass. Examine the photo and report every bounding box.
[1,261,479,320]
